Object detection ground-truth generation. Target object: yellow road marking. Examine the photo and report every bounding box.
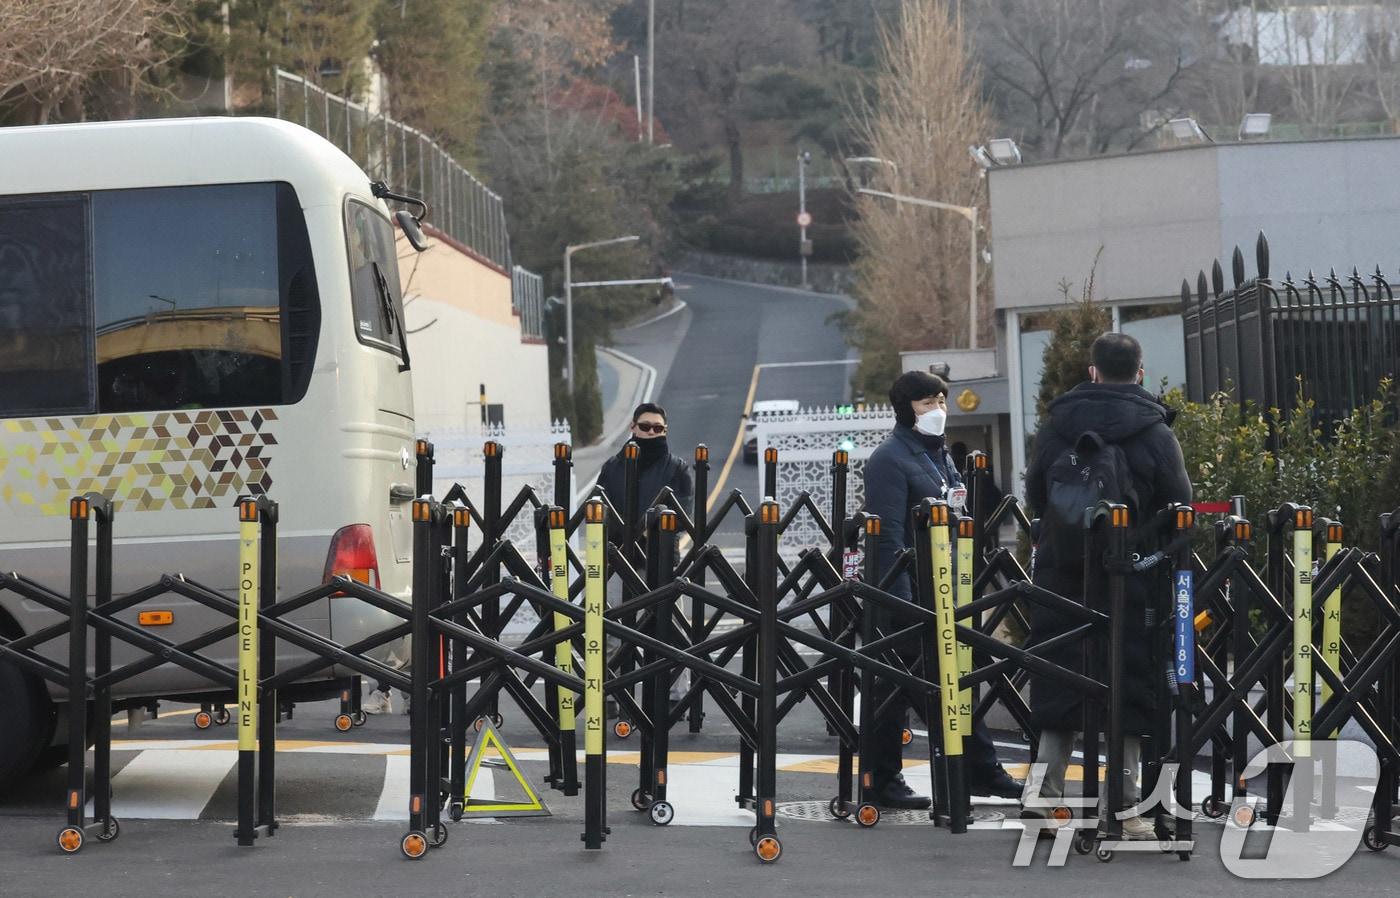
[707,363,762,512]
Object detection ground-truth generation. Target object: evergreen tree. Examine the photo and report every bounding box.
[1034,250,1111,425]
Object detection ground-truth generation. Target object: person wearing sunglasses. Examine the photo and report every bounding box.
[597,403,693,533]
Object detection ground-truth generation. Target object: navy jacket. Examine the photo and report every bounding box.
[863,425,963,600]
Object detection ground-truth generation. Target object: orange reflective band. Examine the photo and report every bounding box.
[695,445,710,463]
[549,509,567,529]
[761,503,780,525]
[834,450,849,466]
[1111,506,1129,528]
[1296,508,1313,529]
[138,611,173,626]
[484,441,500,457]
[1235,522,1252,541]
[416,439,429,456]
[657,770,666,785]
[1329,524,1344,543]
[342,690,351,702]
[411,795,422,814]
[69,791,80,809]
[862,773,872,788]
[554,442,570,460]
[238,499,257,522]
[412,500,431,522]
[1176,508,1195,530]
[70,497,89,521]
[928,504,948,526]
[764,448,778,463]
[866,517,881,536]
[454,508,471,528]
[585,501,605,523]
[958,518,974,538]
[974,454,989,470]
[660,513,677,532]
[763,800,774,817]
[624,443,639,460]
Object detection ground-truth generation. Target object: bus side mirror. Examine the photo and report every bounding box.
[395,210,430,253]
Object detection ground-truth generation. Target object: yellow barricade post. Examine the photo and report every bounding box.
[583,499,607,849]
[929,502,966,833]
[1292,507,1314,758]
[549,507,579,795]
[1320,523,1343,732]
[236,498,260,847]
[955,517,975,739]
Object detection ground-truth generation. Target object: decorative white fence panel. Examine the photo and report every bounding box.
[754,406,895,557]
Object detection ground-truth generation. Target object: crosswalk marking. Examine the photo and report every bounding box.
[89,748,236,820]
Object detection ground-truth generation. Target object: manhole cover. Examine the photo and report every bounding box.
[775,801,1004,827]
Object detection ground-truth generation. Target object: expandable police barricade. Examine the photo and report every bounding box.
[9,440,1400,864]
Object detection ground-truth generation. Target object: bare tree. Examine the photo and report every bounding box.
[847,0,990,390]
[1361,0,1400,130]
[968,0,1195,158]
[0,0,186,124]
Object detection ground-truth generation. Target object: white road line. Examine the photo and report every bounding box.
[623,299,688,330]
[373,755,412,821]
[96,749,235,820]
[661,765,757,827]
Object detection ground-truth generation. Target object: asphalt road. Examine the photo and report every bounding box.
[611,274,855,549]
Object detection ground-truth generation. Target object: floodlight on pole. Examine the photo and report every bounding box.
[987,138,1022,165]
[1239,113,1272,140]
[1168,117,1212,144]
[968,145,995,170]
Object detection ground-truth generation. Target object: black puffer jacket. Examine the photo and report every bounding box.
[1023,382,1192,735]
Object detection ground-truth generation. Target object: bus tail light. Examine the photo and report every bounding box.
[323,524,381,591]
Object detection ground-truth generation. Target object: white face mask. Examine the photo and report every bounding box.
[914,407,947,436]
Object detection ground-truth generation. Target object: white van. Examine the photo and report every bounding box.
[0,117,424,788]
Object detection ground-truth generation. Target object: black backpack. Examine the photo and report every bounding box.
[1041,430,1138,571]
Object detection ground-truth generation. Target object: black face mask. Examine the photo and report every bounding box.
[635,435,669,466]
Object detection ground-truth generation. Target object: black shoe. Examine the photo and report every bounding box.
[969,765,1024,800]
[870,774,931,810]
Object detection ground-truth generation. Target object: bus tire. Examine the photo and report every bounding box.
[0,655,50,795]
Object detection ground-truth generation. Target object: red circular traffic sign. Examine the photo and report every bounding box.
[796,211,812,227]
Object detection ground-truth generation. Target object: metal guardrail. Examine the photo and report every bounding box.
[273,68,510,271]
[511,266,546,340]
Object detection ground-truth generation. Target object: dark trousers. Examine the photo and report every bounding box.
[865,604,1000,786]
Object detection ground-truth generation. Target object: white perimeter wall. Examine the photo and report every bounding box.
[398,230,552,436]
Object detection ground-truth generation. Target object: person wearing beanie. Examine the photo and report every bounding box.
[861,371,1022,809]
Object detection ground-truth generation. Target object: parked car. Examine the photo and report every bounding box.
[743,399,801,463]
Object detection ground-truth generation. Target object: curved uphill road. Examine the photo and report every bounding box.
[609,274,854,549]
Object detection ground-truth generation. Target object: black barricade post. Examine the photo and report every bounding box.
[57,497,92,854]
[483,442,503,723]
[763,447,778,499]
[1371,513,1400,851]
[913,502,950,825]
[1170,504,1196,856]
[1102,502,1130,847]
[542,443,572,791]
[90,495,115,846]
[854,515,882,826]
[449,505,471,815]
[637,508,662,805]
[827,451,850,742]
[646,508,679,825]
[689,444,710,733]
[416,438,434,497]
[547,506,580,795]
[256,496,279,836]
[1265,504,1301,826]
[737,512,758,810]
[236,497,261,847]
[753,499,782,863]
[621,442,641,704]
[583,499,608,849]
[402,497,442,860]
[1230,516,1255,811]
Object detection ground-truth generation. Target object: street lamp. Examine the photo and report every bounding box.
[987,138,1022,165]
[1168,117,1212,144]
[798,150,813,289]
[1239,113,1272,140]
[564,235,640,395]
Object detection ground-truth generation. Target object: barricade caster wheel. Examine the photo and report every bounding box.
[97,818,120,843]
[1200,796,1226,819]
[754,835,782,864]
[214,708,231,726]
[194,711,213,730]
[631,789,651,811]
[401,831,428,860]
[1073,834,1094,855]
[827,797,850,820]
[748,826,758,847]
[614,720,633,739]
[57,827,84,854]
[649,801,675,826]
[1363,823,1388,852]
[351,711,367,727]
[1158,839,1174,854]
[449,802,464,823]
[334,713,354,733]
[1230,804,1257,829]
[901,728,913,746]
[430,823,449,848]
[856,804,880,828]
[1095,847,1113,863]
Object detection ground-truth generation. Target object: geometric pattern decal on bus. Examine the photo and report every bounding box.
[0,408,278,516]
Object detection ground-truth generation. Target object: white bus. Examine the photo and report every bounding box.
[0,117,427,789]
